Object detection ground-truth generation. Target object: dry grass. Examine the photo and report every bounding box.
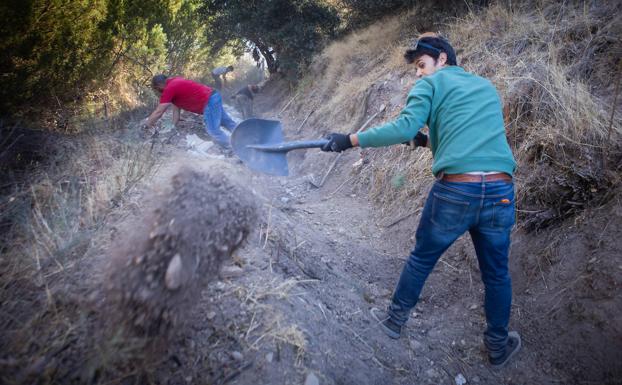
[248,312,308,367]
[296,12,412,135]
[0,118,161,383]
[232,277,316,366]
[311,15,405,99]
[294,1,621,229]
[448,2,622,228]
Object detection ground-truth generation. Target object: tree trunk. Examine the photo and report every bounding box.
[255,41,278,74]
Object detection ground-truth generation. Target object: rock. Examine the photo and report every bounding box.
[206,311,216,320]
[165,254,183,290]
[471,376,480,383]
[280,197,290,204]
[409,339,423,350]
[231,351,243,361]
[455,373,467,385]
[214,281,226,291]
[304,372,320,385]
[425,368,439,378]
[220,265,244,279]
[469,304,478,310]
[265,352,274,363]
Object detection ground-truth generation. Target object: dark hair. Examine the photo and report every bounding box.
[227,65,234,71]
[151,74,168,87]
[404,36,457,66]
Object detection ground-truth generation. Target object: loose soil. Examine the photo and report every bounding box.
[2,95,620,385]
[98,99,621,384]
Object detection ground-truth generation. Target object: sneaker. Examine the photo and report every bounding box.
[370,308,401,339]
[490,331,521,369]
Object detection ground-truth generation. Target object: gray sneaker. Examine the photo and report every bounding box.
[370,308,401,339]
[490,331,521,369]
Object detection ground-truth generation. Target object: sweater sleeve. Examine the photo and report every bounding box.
[357,79,433,148]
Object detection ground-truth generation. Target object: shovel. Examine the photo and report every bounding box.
[231,118,328,176]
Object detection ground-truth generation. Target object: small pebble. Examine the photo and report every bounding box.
[265,352,274,363]
[304,372,320,385]
[231,351,243,361]
[425,368,438,378]
[455,373,467,385]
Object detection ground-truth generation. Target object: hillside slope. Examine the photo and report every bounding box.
[1,2,620,385]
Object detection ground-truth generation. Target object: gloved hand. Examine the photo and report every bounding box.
[403,131,428,148]
[321,133,353,152]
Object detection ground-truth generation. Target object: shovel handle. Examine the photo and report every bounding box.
[246,139,329,153]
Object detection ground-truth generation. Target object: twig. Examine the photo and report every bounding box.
[0,133,24,162]
[296,108,315,133]
[324,176,354,199]
[317,302,328,321]
[217,361,254,385]
[263,201,273,249]
[603,59,621,169]
[384,208,420,228]
[537,257,548,290]
[244,311,258,340]
[440,259,460,272]
[278,93,299,117]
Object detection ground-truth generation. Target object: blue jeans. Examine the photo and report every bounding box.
[203,91,237,148]
[389,178,515,359]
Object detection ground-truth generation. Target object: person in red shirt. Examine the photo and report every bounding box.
[145,74,237,149]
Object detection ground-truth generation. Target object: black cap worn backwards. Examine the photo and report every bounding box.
[404,36,457,66]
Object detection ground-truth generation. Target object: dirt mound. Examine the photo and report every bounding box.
[105,167,257,336]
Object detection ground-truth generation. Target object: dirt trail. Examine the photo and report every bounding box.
[97,100,620,385]
[86,92,622,385]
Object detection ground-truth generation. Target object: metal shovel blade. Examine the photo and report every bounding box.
[231,118,289,176]
[231,118,328,176]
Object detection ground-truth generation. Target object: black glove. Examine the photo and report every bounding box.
[403,131,428,148]
[321,133,353,152]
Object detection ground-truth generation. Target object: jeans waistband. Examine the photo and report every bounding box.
[439,172,512,183]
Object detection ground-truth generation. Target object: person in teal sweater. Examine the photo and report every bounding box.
[321,34,520,369]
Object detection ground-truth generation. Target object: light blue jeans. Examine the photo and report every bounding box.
[389,178,515,360]
[203,91,237,148]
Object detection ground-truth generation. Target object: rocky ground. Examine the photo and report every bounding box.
[90,99,620,385]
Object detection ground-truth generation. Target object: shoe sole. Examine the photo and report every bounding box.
[370,308,401,339]
[491,331,522,369]
[380,323,401,339]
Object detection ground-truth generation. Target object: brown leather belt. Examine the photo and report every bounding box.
[441,172,512,183]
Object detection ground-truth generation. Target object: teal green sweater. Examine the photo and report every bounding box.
[357,66,516,176]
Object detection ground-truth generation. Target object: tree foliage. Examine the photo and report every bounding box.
[340,0,416,26]
[0,0,483,122]
[0,0,211,122]
[201,0,340,77]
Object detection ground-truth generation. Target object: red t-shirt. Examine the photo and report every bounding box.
[159,77,213,114]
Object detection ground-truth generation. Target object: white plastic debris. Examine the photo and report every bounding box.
[184,134,224,159]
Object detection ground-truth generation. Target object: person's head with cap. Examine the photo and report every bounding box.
[404,33,457,78]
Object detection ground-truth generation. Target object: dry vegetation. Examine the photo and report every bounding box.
[1,1,620,383]
[0,116,162,382]
[294,1,621,229]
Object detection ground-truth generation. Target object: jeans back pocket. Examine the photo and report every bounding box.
[491,198,515,229]
[431,192,470,232]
